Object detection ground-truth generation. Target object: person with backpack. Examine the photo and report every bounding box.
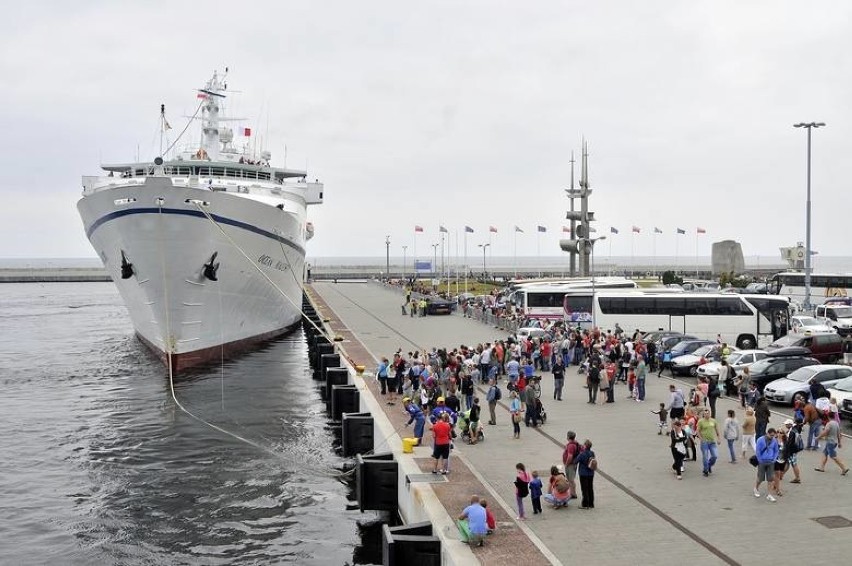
[562,431,582,498]
[552,355,565,401]
[782,418,804,484]
[513,462,531,520]
[575,439,597,509]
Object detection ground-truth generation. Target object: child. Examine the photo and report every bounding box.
[723,409,741,463]
[652,403,668,434]
[530,470,543,514]
[628,369,638,400]
[480,498,496,534]
[514,463,531,520]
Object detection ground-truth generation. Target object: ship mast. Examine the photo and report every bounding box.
[199,70,228,161]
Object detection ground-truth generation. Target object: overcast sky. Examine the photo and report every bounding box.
[1,1,849,262]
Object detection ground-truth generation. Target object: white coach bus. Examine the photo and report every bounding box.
[563,290,791,349]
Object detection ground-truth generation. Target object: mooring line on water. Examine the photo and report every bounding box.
[151,203,351,479]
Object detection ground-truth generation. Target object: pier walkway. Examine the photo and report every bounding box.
[309,281,852,566]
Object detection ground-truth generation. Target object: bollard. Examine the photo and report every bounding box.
[324,367,349,404]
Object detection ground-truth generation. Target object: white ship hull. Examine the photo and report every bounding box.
[78,177,308,371]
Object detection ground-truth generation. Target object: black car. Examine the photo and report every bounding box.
[747,347,820,392]
[425,296,455,315]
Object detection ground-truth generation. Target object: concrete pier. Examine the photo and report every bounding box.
[309,280,852,566]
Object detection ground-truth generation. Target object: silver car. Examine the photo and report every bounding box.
[696,350,766,378]
[763,365,852,405]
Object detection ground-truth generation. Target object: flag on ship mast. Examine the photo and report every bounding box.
[676,228,686,235]
[465,226,474,233]
[414,225,424,233]
[439,226,448,233]
[697,227,706,234]
[537,226,546,233]
[610,227,619,234]
[489,226,497,233]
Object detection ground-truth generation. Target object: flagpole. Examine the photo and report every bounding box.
[631,232,635,278]
[695,230,699,279]
[464,230,468,293]
[653,231,657,279]
[609,237,612,276]
[513,229,518,280]
[537,230,541,278]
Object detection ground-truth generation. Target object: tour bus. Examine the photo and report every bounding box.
[768,272,852,307]
[508,277,637,320]
[563,290,791,349]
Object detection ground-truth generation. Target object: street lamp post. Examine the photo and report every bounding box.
[431,243,439,288]
[385,235,390,281]
[793,122,826,313]
[478,243,490,279]
[402,245,408,280]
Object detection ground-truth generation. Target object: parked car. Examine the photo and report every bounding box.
[744,282,768,294]
[825,376,852,420]
[425,296,455,315]
[643,330,686,345]
[656,334,700,372]
[697,350,767,378]
[763,365,852,405]
[814,304,852,337]
[515,327,548,341]
[790,315,835,335]
[747,347,820,392]
[765,332,844,363]
[671,344,734,377]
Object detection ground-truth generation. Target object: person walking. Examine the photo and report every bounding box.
[377,356,390,396]
[523,382,538,427]
[666,384,687,423]
[814,411,850,475]
[723,409,741,464]
[509,390,522,439]
[670,420,689,479]
[783,418,804,483]
[707,373,721,418]
[552,355,565,401]
[754,428,779,502]
[514,463,531,520]
[696,409,721,477]
[597,363,610,405]
[736,366,752,408]
[575,440,597,509]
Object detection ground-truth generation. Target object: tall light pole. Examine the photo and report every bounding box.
[402,245,408,281]
[385,235,390,281]
[478,243,490,279]
[793,121,825,312]
[431,243,439,288]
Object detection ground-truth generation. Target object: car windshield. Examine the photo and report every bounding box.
[785,367,819,383]
[726,353,745,364]
[831,307,852,318]
[749,359,774,375]
[770,335,800,348]
[693,345,716,357]
[796,317,820,326]
[831,376,852,392]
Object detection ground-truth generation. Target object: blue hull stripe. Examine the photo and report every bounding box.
[86,207,305,254]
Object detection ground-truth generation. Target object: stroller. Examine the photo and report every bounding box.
[458,410,485,444]
[534,397,547,424]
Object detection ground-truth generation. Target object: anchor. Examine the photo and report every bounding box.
[120,250,134,279]
[203,251,220,281]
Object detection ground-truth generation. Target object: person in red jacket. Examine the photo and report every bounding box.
[430,413,453,474]
[480,498,496,534]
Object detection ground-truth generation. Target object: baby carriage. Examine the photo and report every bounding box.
[534,397,547,424]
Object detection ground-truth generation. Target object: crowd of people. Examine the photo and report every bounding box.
[375,307,849,549]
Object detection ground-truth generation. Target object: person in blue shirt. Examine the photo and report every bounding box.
[754,428,779,502]
[529,470,543,514]
[575,440,596,509]
[429,397,458,425]
[458,495,488,547]
[403,397,426,446]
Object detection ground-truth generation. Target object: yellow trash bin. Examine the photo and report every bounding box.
[402,437,418,454]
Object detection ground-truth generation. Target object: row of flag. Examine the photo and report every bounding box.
[414,225,707,235]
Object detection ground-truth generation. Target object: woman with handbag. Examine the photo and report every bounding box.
[509,390,522,439]
[670,420,689,479]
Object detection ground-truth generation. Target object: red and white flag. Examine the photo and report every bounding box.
[489,226,498,233]
[697,227,706,234]
[244,127,252,137]
[197,92,208,99]
[414,225,424,233]
[632,226,641,233]
[562,226,571,233]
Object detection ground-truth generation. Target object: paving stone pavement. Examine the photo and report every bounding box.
[311,281,852,565]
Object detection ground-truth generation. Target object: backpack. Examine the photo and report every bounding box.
[564,440,581,465]
[588,457,598,471]
[493,385,502,401]
[792,430,804,454]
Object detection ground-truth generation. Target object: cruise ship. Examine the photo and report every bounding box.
[77,70,323,371]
